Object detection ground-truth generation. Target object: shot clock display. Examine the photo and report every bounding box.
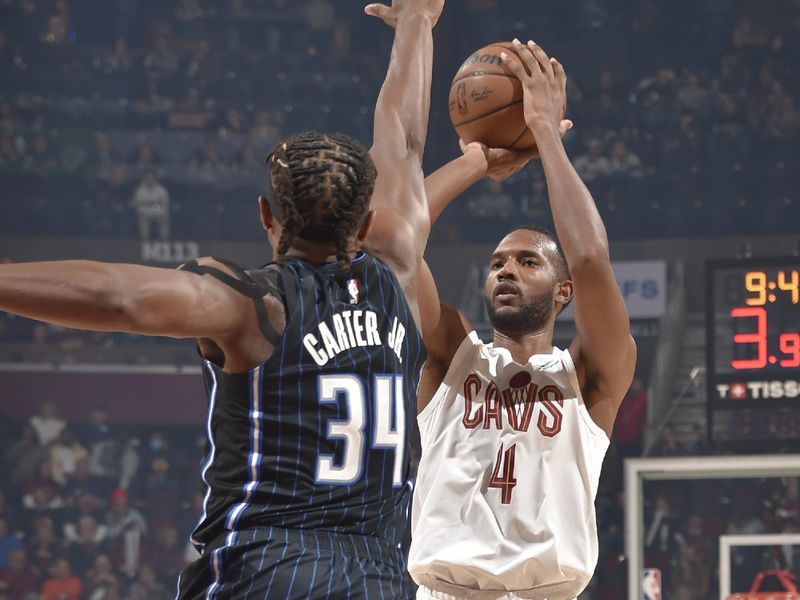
[706,258,800,441]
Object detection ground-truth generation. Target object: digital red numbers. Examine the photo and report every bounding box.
[780,333,800,368]
[731,307,767,369]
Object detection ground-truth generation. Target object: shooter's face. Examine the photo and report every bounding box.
[484,230,562,335]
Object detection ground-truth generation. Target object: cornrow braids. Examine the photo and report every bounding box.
[266,131,377,271]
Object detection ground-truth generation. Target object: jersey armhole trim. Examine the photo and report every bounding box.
[417,330,479,425]
[561,348,610,442]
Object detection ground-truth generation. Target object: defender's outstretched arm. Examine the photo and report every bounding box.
[362,0,442,336]
[0,259,251,339]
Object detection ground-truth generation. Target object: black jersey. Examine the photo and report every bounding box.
[184,252,426,552]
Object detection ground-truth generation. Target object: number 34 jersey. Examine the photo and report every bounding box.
[190,252,426,551]
[408,332,609,600]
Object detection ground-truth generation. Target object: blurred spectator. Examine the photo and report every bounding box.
[670,545,710,599]
[106,489,146,539]
[0,519,22,568]
[468,179,513,220]
[634,68,677,128]
[607,140,643,177]
[29,401,66,446]
[519,174,550,225]
[587,71,624,126]
[0,135,20,168]
[236,143,260,171]
[650,424,683,457]
[26,517,59,575]
[216,108,247,136]
[21,324,55,363]
[677,72,709,114]
[687,423,710,455]
[168,87,210,129]
[143,526,184,585]
[0,548,40,600]
[189,139,225,171]
[125,563,168,600]
[4,425,48,485]
[130,171,170,241]
[749,64,783,124]
[106,489,145,579]
[41,558,82,600]
[92,133,117,170]
[83,554,118,600]
[23,135,58,174]
[250,110,280,146]
[0,494,19,538]
[93,167,132,238]
[767,93,800,140]
[63,515,109,576]
[614,377,647,460]
[117,438,140,492]
[143,36,179,76]
[63,458,111,509]
[132,80,174,123]
[573,140,611,182]
[133,144,159,171]
[645,495,680,578]
[98,37,132,74]
[305,0,335,31]
[184,40,218,80]
[21,470,66,516]
[49,430,89,486]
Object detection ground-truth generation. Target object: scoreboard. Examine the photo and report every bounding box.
[706,258,800,440]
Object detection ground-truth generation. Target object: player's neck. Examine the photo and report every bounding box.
[284,238,360,266]
[492,327,554,363]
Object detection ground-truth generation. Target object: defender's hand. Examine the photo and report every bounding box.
[501,39,568,134]
[365,0,444,29]
[460,118,573,181]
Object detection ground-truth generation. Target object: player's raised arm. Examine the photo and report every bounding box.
[503,40,636,436]
[362,1,442,307]
[0,259,251,339]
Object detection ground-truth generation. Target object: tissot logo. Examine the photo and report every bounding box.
[716,380,800,400]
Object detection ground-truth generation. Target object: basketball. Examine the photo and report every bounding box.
[448,42,536,150]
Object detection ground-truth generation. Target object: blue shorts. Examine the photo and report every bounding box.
[177,526,415,600]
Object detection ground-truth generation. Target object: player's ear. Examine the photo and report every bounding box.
[555,279,573,309]
[356,210,376,242]
[259,196,275,233]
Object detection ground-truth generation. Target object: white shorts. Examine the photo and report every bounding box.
[416,585,576,600]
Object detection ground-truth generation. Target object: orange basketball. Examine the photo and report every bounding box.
[448,42,535,150]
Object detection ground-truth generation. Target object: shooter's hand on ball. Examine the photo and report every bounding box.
[501,39,568,138]
[365,0,444,28]
[460,116,573,181]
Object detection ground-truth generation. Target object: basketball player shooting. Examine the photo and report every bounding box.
[0,1,443,598]
[407,40,637,599]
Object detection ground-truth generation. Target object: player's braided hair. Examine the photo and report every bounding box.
[267,131,376,271]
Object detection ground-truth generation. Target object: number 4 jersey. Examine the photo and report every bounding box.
[408,332,609,600]
[188,252,426,551]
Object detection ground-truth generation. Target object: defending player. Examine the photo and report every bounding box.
[409,40,637,599]
[0,1,443,598]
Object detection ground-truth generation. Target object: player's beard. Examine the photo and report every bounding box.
[486,290,554,335]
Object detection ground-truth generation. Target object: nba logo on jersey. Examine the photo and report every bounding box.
[642,569,661,600]
[347,278,360,305]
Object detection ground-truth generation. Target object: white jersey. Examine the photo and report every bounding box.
[408,332,610,600]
